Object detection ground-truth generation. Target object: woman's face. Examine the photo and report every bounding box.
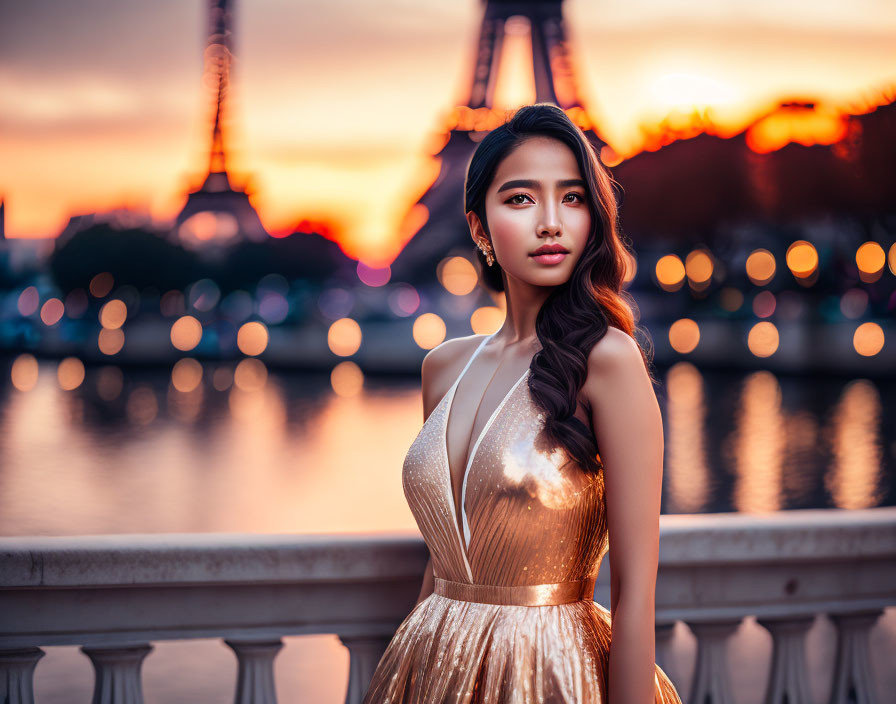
[470,136,592,287]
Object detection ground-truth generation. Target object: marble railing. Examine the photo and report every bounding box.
[1,507,894,704]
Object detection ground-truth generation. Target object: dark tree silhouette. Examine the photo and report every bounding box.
[49,224,353,295]
[50,224,199,293]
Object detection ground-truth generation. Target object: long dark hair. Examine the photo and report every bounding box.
[464,103,655,476]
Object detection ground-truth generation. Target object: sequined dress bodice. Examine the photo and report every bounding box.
[402,332,608,589]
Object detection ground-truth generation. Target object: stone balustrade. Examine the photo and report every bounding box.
[1,506,894,703]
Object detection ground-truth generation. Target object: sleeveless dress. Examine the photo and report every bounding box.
[363,333,683,703]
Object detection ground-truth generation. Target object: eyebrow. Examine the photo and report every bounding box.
[496,178,586,193]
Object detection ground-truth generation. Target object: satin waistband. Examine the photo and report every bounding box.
[433,576,596,606]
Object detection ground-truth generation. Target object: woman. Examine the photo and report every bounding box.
[363,103,682,703]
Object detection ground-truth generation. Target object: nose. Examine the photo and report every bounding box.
[537,200,561,238]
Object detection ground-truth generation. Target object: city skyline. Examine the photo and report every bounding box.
[1,0,894,263]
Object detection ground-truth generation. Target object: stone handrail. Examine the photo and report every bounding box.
[1,507,894,703]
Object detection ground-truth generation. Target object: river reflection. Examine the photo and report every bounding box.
[0,356,893,536]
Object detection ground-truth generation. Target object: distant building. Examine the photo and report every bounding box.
[390,0,603,285]
[175,0,268,251]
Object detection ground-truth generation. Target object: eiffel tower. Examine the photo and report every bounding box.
[176,0,267,246]
[390,0,606,284]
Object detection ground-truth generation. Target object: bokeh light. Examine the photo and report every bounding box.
[10,354,39,391]
[357,261,391,287]
[187,279,221,312]
[89,273,114,298]
[668,318,700,353]
[257,292,289,324]
[57,357,85,391]
[470,306,505,334]
[655,254,686,291]
[856,241,886,283]
[439,256,478,296]
[318,288,354,320]
[171,358,204,392]
[331,360,364,397]
[387,284,420,317]
[171,315,203,351]
[413,313,447,350]
[99,299,128,329]
[328,318,362,356]
[98,328,125,355]
[233,357,267,391]
[40,298,65,326]
[622,249,637,285]
[752,290,777,318]
[685,249,714,290]
[747,321,779,357]
[17,286,39,316]
[179,211,239,243]
[745,249,776,286]
[853,322,884,356]
[785,240,818,279]
[237,321,269,356]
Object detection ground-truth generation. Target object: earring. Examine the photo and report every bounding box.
[477,242,495,267]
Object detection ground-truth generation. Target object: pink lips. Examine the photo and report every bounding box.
[531,252,568,264]
[530,245,569,265]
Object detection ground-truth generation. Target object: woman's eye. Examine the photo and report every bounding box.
[507,194,530,205]
[565,192,584,203]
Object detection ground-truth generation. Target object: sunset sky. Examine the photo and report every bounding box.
[1,0,894,263]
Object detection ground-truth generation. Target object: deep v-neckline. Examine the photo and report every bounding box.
[441,333,532,576]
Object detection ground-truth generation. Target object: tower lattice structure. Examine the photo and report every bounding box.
[176,0,267,245]
[390,0,605,283]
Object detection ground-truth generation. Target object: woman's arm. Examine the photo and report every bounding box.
[584,327,664,704]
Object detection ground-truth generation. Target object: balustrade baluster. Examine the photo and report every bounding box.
[828,609,884,704]
[224,637,284,704]
[0,647,45,704]
[685,619,741,704]
[757,615,815,704]
[80,642,153,704]
[338,635,391,704]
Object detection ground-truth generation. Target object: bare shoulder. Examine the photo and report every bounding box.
[582,326,651,404]
[586,325,644,375]
[420,333,490,418]
[422,333,486,380]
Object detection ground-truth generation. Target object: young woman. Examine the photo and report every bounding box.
[363,103,682,703]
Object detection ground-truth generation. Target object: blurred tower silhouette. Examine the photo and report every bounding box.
[176,0,267,246]
[390,0,605,283]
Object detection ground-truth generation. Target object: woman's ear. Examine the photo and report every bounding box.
[466,211,488,248]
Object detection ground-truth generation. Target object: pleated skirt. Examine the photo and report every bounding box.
[362,593,683,704]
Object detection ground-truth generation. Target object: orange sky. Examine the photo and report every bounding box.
[1,0,894,263]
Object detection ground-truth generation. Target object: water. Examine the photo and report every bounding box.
[3,356,894,703]
[0,357,893,537]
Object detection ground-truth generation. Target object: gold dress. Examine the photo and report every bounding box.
[363,333,683,703]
